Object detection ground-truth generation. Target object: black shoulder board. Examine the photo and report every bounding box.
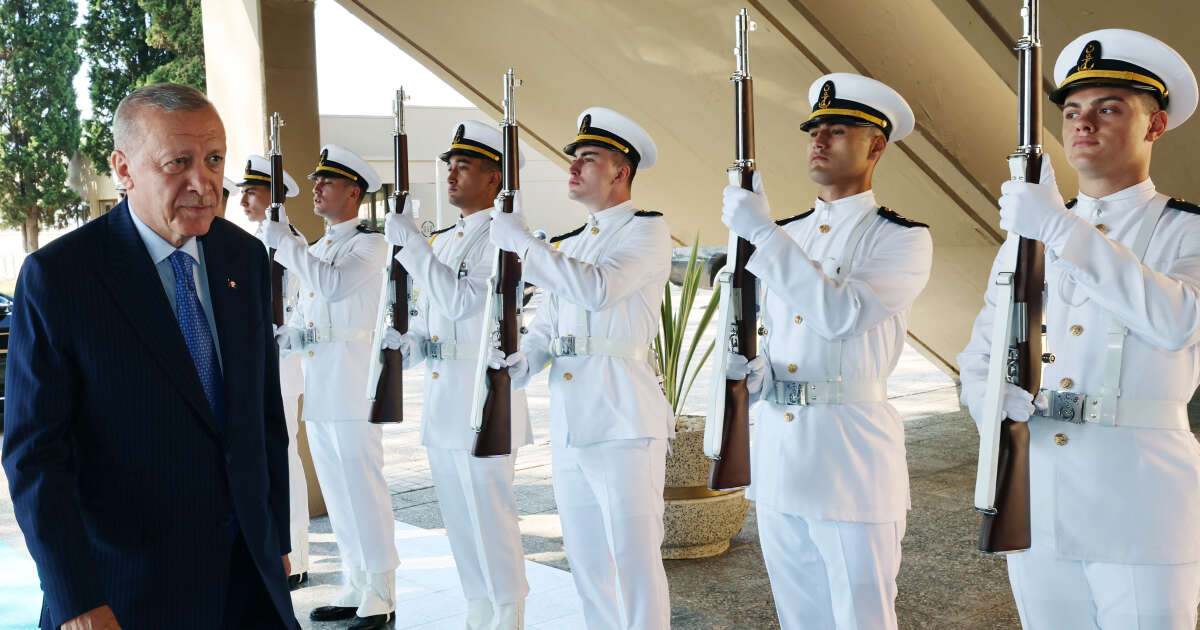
[1167,198,1200,214]
[634,210,663,217]
[356,223,380,234]
[877,206,928,228]
[549,224,586,244]
[1065,198,1078,209]
[429,225,455,238]
[288,224,301,237]
[776,209,814,226]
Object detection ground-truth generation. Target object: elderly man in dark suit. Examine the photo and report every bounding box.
[2,82,298,630]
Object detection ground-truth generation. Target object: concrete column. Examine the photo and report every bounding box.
[201,0,327,517]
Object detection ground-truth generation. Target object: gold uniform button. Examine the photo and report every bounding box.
[1096,223,1108,234]
[308,291,314,298]
[794,315,803,324]
[787,364,798,373]
[590,226,600,235]
[784,412,794,422]
[1060,377,1073,389]
[431,335,439,342]
[1070,325,1083,336]
[432,372,439,379]
[456,231,464,237]
[563,373,573,381]
[819,224,831,234]
[307,350,314,357]
[1054,433,1068,446]
[306,321,314,328]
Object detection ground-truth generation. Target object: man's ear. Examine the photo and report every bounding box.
[1146,109,1168,143]
[868,132,888,162]
[111,150,133,190]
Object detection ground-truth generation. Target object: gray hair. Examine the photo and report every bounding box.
[112,83,213,151]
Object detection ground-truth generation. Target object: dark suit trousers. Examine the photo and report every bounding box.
[222,535,288,629]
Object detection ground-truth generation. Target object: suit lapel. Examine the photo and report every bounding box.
[199,220,253,442]
[101,201,221,438]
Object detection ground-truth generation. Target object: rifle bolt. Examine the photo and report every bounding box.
[520,326,529,334]
[758,326,769,336]
[1042,353,1055,364]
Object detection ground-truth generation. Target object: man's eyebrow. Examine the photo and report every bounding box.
[578,149,600,157]
[1064,95,1129,108]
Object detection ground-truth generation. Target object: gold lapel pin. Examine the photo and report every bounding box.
[227,279,238,289]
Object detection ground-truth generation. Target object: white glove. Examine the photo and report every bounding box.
[274,324,303,355]
[382,329,424,368]
[487,347,532,390]
[1002,383,1035,423]
[490,191,535,257]
[722,171,778,245]
[726,352,767,396]
[258,204,295,250]
[384,197,421,247]
[998,158,1078,254]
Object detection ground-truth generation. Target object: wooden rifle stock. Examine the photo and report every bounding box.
[369,97,410,425]
[709,9,756,491]
[978,0,1041,553]
[474,71,521,458]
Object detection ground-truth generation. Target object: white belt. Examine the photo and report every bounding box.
[424,339,478,361]
[766,379,887,406]
[302,327,372,345]
[549,336,649,362]
[1033,388,1188,430]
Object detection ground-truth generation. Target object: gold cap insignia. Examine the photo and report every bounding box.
[453,124,464,143]
[1077,41,1099,72]
[319,148,329,164]
[818,81,834,109]
[579,114,591,134]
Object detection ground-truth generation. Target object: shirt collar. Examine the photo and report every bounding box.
[588,200,636,226]
[813,189,877,220]
[460,207,493,230]
[324,216,360,241]
[1076,178,1157,213]
[127,201,200,264]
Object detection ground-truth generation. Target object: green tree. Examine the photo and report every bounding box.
[0,0,83,253]
[80,0,170,176]
[81,0,204,176]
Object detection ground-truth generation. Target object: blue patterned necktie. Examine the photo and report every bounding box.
[168,250,225,433]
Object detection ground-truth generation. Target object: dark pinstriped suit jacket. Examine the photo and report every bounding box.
[2,200,297,629]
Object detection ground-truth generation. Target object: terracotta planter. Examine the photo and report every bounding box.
[661,415,750,559]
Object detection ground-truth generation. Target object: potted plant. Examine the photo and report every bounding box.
[654,238,750,559]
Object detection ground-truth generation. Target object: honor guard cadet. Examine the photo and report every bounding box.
[238,155,311,590]
[381,121,534,629]
[959,29,1200,629]
[489,107,674,629]
[721,74,931,630]
[259,145,398,630]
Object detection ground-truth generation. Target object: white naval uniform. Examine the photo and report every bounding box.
[274,217,399,615]
[398,209,533,628]
[960,180,1200,629]
[260,225,311,578]
[747,190,932,630]
[519,201,674,630]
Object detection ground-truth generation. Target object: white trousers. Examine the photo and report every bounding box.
[1008,542,1200,629]
[427,447,529,606]
[306,421,399,574]
[552,438,670,630]
[757,507,904,630]
[283,392,310,575]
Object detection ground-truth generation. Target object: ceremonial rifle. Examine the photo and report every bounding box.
[470,69,523,457]
[267,112,286,327]
[974,0,1043,554]
[704,8,756,491]
[367,88,411,424]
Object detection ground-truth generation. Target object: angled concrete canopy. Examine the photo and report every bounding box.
[328,0,1196,376]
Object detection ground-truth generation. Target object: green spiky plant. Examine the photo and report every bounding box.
[654,236,721,419]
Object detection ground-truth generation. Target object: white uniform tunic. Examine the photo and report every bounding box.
[959,180,1200,629]
[274,217,399,614]
[398,209,532,620]
[747,190,932,630]
[520,201,674,630]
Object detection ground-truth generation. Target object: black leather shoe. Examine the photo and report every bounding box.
[348,611,395,630]
[287,572,308,590]
[309,605,357,621]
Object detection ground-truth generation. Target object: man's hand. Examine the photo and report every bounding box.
[1003,383,1035,422]
[726,352,767,396]
[487,347,531,390]
[258,204,295,250]
[61,605,121,630]
[490,192,535,257]
[384,197,422,247]
[998,158,1077,253]
[282,554,291,578]
[722,171,777,245]
[274,325,303,354]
